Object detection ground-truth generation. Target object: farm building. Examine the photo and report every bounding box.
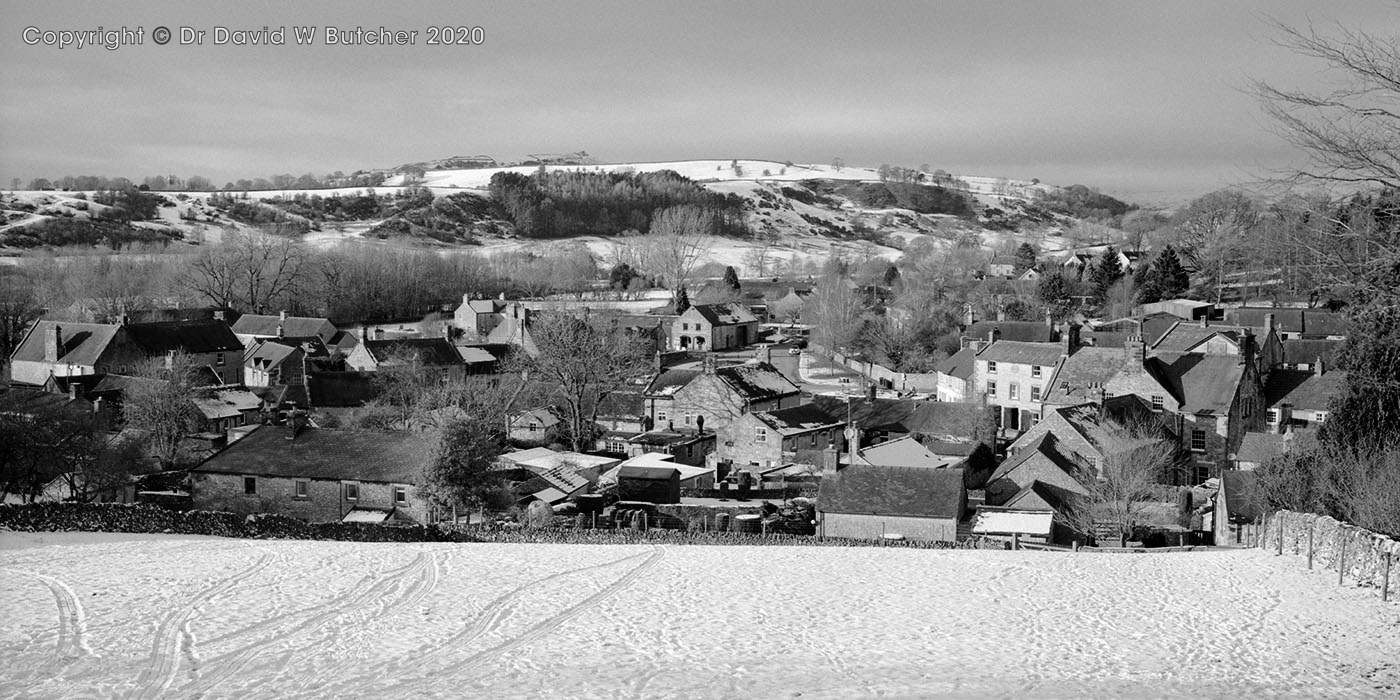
[616,465,681,504]
[817,465,966,544]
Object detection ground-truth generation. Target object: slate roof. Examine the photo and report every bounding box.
[1150,322,1259,354]
[362,338,464,366]
[0,386,93,415]
[10,321,120,367]
[990,433,1088,494]
[192,425,433,483]
[1151,353,1247,414]
[1280,339,1342,366]
[689,302,759,326]
[192,389,264,420]
[1223,307,1348,338]
[806,396,979,437]
[978,340,1065,367]
[596,391,646,418]
[937,346,976,380]
[963,321,1055,343]
[1002,480,1080,514]
[715,363,800,401]
[1235,432,1289,465]
[1265,369,1347,411]
[244,340,298,368]
[618,465,680,480]
[852,436,955,469]
[818,464,965,519]
[1043,346,1142,405]
[644,368,700,397]
[231,314,335,340]
[754,404,842,435]
[123,321,243,355]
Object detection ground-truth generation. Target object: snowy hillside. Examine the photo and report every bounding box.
[2,533,1397,699]
[0,159,1107,274]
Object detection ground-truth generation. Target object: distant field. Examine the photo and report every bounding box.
[1,533,1396,699]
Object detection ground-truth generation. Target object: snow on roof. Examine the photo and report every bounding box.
[754,404,842,435]
[853,436,956,469]
[501,449,620,474]
[342,508,393,523]
[11,321,120,367]
[972,510,1054,536]
[978,340,1065,367]
[689,302,758,326]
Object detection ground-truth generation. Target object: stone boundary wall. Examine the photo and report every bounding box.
[1261,510,1399,595]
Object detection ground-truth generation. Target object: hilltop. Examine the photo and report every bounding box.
[0,159,1140,273]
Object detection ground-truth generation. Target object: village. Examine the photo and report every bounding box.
[1,254,1350,551]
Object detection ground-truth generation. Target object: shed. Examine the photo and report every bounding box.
[616,465,681,504]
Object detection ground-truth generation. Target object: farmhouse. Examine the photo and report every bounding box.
[231,311,338,346]
[718,403,844,471]
[643,358,800,433]
[671,302,760,351]
[190,422,434,524]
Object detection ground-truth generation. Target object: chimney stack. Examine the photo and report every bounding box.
[279,310,287,322]
[1125,334,1146,369]
[1315,356,1325,376]
[287,410,308,439]
[44,324,62,363]
[1045,308,1054,330]
[1199,315,1208,328]
[1240,329,1254,366]
[277,323,285,339]
[963,303,975,328]
[822,445,840,476]
[988,327,1001,344]
[1278,402,1293,433]
[1265,313,1275,337]
[867,384,877,403]
[996,306,1006,322]
[1061,323,1080,355]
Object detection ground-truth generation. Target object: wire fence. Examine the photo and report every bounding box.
[1259,510,1398,602]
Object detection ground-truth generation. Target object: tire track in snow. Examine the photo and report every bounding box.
[124,549,276,700]
[178,550,438,699]
[324,547,660,697]
[444,546,666,677]
[3,568,91,682]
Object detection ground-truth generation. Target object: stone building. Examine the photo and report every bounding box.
[671,303,760,351]
[190,422,434,524]
[718,403,845,471]
[642,358,800,433]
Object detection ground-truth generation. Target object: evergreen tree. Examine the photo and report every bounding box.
[1090,246,1124,301]
[882,264,902,289]
[673,285,691,314]
[1013,243,1038,273]
[1036,271,1075,321]
[722,266,741,292]
[422,415,508,513]
[1136,245,1189,304]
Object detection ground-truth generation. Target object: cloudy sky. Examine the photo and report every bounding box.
[0,0,1392,204]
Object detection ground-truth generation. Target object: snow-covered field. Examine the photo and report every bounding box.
[3,533,1395,699]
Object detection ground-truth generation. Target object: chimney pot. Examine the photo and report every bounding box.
[279,310,287,322]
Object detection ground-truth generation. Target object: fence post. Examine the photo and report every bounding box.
[1384,552,1392,603]
[1338,531,1348,586]
[1012,533,1021,551]
[1277,513,1284,556]
[1307,521,1314,570]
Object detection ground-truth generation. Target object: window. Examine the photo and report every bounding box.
[682,323,689,331]
[987,361,998,374]
[684,414,693,425]
[1031,365,1042,378]
[294,480,308,499]
[1316,411,1328,422]
[1151,395,1164,411]
[755,427,767,443]
[393,486,408,506]
[216,352,226,366]
[1008,383,1019,401]
[1030,385,1041,401]
[243,476,257,495]
[1266,409,1277,423]
[344,482,359,500]
[1190,429,1206,452]
[528,421,539,432]
[656,411,667,424]
[987,381,997,398]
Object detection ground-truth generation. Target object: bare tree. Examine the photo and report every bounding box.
[182,231,304,312]
[508,312,651,452]
[1254,20,1400,190]
[1063,418,1188,546]
[638,206,713,303]
[806,268,866,354]
[122,352,212,467]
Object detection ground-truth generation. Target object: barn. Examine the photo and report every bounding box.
[817,465,966,544]
[616,465,681,504]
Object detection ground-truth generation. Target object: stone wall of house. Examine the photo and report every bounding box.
[985,453,1088,505]
[668,374,749,432]
[1106,368,1180,414]
[1261,510,1399,594]
[191,473,426,524]
[820,513,959,543]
